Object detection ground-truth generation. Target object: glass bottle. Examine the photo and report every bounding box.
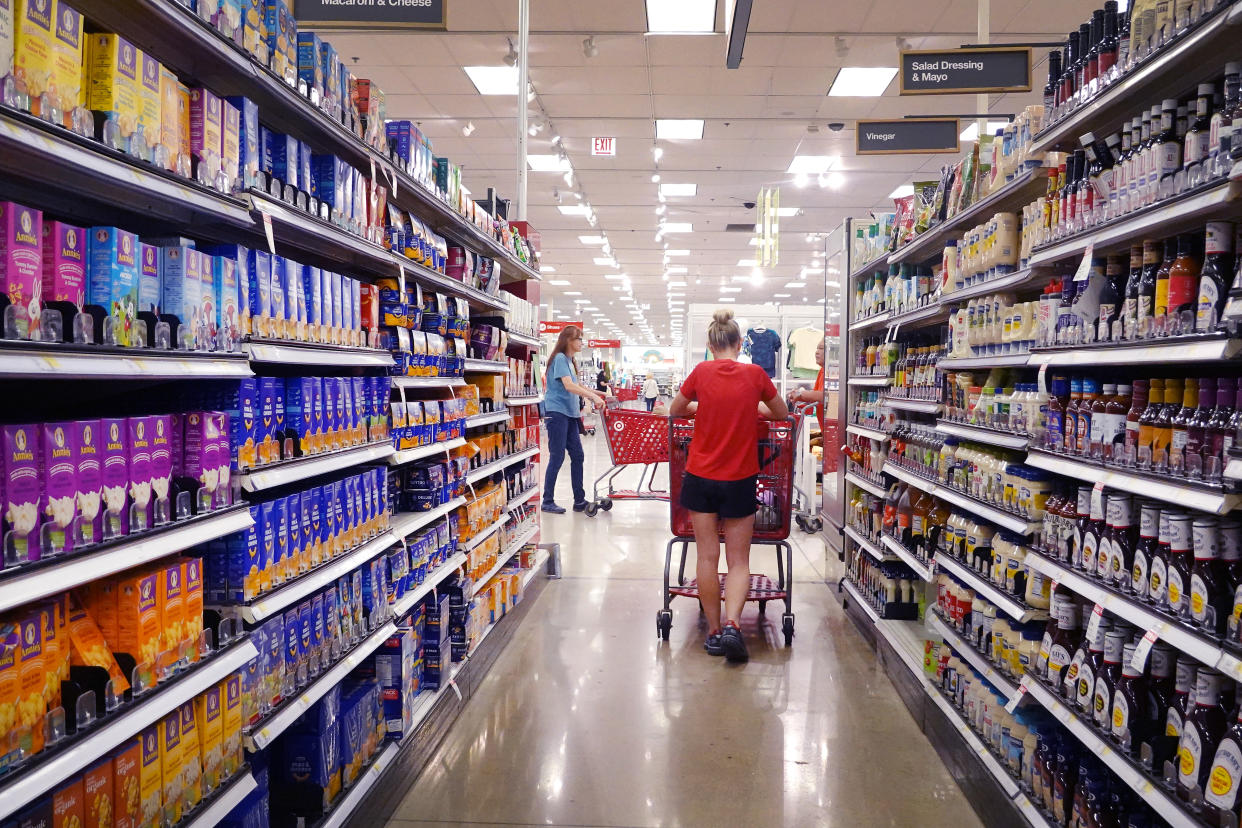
[1107,494,1136,588]
[1089,382,1116,460]
[1045,597,1081,686]
[1059,31,1079,108]
[1081,488,1108,577]
[1167,512,1194,617]
[1150,509,1172,607]
[1185,378,1216,481]
[1178,668,1228,802]
[1135,239,1161,338]
[1071,484,1094,570]
[1153,378,1185,474]
[1098,4,1120,80]
[1121,242,1144,340]
[1168,232,1204,338]
[1185,83,1215,185]
[1214,64,1242,177]
[1131,500,1160,600]
[1169,377,1200,477]
[1074,22,1092,104]
[1046,374,1071,453]
[1148,643,1178,738]
[1111,641,1151,755]
[1165,657,1197,744]
[1071,612,1109,706]
[1157,99,1182,199]
[1136,378,1165,471]
[1044,51,1062,114]
[1190,516,1228,636]
[1196,221,1235,333]
[1201,700,1242,821]
[1153,237,1178,338]
[1064,377,1084,454]
[1093,627,1128,729]
[1205,378,1237,484]
[1104,383,1132,465]
[1076,378,1101,456]
[1085,11,1103,94]
[1123,380,1150,468]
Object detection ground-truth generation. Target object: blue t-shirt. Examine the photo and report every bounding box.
[544,353,580,418]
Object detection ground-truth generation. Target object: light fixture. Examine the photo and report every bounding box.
[659,182,697,197]
[960,120,1011,141]
[784,281,807,288]
[666,265,687,273]
[540,266,557,273]
[653,146,664,162]
[750,269,764,286]
[888,184,914,199]
[558,205,591,216]
[719,297,736,303]
[579,235,607,245]
[461,121,476,137]
[463,65,519,95]
[828,67,897,97]
[593,257,619,267]
[793,172,809,188]
[645,0,715,33]
[548,279,571,285]
[787,155,838,174]
[651,173,661,183]
[564,291,583,296]
[655,119,705,140]
[583,35,599,58]
[526,155,563,171]
[720,287,742,293]
[503,37,519,66]
[736,258,757,266]
[773,293,791,298]
[820,172,845,189]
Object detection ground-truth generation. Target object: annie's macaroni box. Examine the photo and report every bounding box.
[14,0,53,106]
[158,65,180,172]
[151,415,172,517]
[86,33,140,148]
[212,254,239,343]
[268,254,286,336]
[221,98,240,187]
[3,424,41,564]
[75,419,101,546]
[199,249,216,341]
[100,417,129,537]
[0,0,14,88]
[157,242,201,343]
[136,50,160,152]
[189,86,221,168]
[137,242,159,315]
[245,247,270,337]
[1,201,43,336]
[50,1,83,123]
[126,417,152,531]
[41,221,85,310]
[39,422,76,555]
[202,243,250,338]
[87,226,138,346]
[224,96,258,190]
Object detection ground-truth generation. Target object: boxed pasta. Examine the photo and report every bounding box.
[1,201,43,338]
[5,424,42,563]
[158,65,179,172]
[159,712,182,825]
[86,34,139,148]
[39,422,75,555]
[16,608,45,753]
[14,0,53,111]
[87,226,138,346]
[245,247,271,338]
[75,419,101,546]
[178,701,202,811]
[126,417,152,531]
[224,96,258,191]
[50,2,82,125]
[116,569,160,669]
[188,86,221,169]
[40,221,85,310]
[67,594,129,693]
[158,560,183,662]
[52,776,84,828]
[137,243,159,316]
[199,249,216,342]
[150,415,171,520]
[221,98,240,189]
[263,0,295,86]
[242,0,265,61]
[220,673,242,777]
[287,491,304,574]
[268,254,287,337]
[195,683,222,792]
[182,558,203,646]
[112,739,141,828]
[136,51,160,154]
[83,756,113,828]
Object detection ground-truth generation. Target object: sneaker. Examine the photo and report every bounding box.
[572,501,589,512]
[541,502,566,514]
[720,621,748,663]
[704,631,724,656]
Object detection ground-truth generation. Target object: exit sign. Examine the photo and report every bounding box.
[592,137,616,156]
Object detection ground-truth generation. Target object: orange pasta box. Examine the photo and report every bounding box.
[178,701,202,810]
[36,601,61,710]
[52,775,84,828]
[159,711,182,825]
[0,621,19,765]
[158,65,179,172]
[112,739,141,828]
[67,593,129,692]
[16,609,46,755]
[219,673,242,777]
[14,0,54,109]
[115,570,161,673]
[136,727,161,828]
[194,683,223,792]
[158,561,184,662]
[50,1,83,124]
[83,756,113,828]
[80,579,118,648]
[181,558,204,652]
[86,33,139,147]
[56,592,69,684]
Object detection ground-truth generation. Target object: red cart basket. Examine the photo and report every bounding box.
[615,387,639,402]
[582,407,669,517]
[657,416,797,646]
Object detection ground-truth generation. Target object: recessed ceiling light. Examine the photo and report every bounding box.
[593,257,618,266]
[603,274,626,280]
[655,119,705,140]
[786,155,838,174]
[564,291,582,296]
[888,184,914,199]
[737,258,756,266]
[661,222,693,233]
[828,67,897,97]
[527,155,565,171]
[548,280,571,286]
[659,182,697,197]
[718,297,736,303]
[665,249,689,256]
[579,235,607,245]
[773,293,791,298]
[720,287,742,293]
[573,299,591,304]
[540,265,557,273]
[559,205,591,215]
[784,281,807,288]
[464,65,519,95]
[775,207,801,216]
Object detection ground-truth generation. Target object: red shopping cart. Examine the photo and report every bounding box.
[657,416,796,646]
[583,407,669,517]
[615,387,639,403]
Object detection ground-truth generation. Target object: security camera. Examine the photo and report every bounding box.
[742,200,756,209]
[828,122,845,132]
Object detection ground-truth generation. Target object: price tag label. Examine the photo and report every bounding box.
[890,321,901,342]
[396,263,407,295]
[1074,243,1095,282]
[1051,579,1059,594]
[1085,603,1105,641]
[1038,363,1049,394]
[261,213,275,254]
[1005,684,1028,713]
[369,157,376,185]
[1130,628,1160,671]
[1091,481,1105,518]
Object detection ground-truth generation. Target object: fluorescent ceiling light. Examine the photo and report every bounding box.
[720,287,742,293]
[578,235,607,245]
[464,65,519,95]
[773,293,791,298]
[593,257,617,266]
[655,119,705,140]
[888,184,914,199]
[559,205,591,215]
[665,249,689,256]
[573,299,591,304]
[775,207,801,217]
[540,266,557,273]
[828,67,897,97]
[718,297,736,303]
[548,280,571,286]
[662,223,692,233]
[748,238,759,246]
[786,155,838,174]
[960,120,1011,141]
[665,266,687,274]
[784,281,807,288]
[564,291,582,296]
[526,155,564,171]
[603,274,626,280]
[659,182,697,197]
[737,258,756,266]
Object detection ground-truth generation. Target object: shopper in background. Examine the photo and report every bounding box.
[596,367,610,395]
[668,310,789,662]
[787,338,826,431]
[642,373,660,412]
[543,326,605,514]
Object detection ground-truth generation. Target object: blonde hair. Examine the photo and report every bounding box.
[706,309,741,352]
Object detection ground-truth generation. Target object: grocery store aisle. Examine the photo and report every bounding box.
[384,426,982,828]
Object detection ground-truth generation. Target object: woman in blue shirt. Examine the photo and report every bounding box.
[543,326,606,514]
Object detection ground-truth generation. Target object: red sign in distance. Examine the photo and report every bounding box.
[592,137,616,156]
[587,339,621,348]
[538,321,585,335]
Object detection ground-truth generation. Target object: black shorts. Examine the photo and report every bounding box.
[678,472,758,519]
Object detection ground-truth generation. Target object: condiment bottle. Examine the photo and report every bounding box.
[1073,614,1110,710]
[1168,232,1204,337]
[1190,516,1228,636]
[1167,512,1194,617]
[1165,657,1197,744]
[1177,668,1228,802]
[1087,382,1114,460]
[1111,640,1151,755]
[1080,489,1108,578]
[1045,596,1081,686]
[1121,242,1144,340]
[1076,378,1100,457]
[1153,237,1178,337]
[1148,643,1178,745]
[1150,509,1172,608]
[1092,627,1128,729]
[1135,239,1162,338]
[1196,222,1235,332]
[1169,377,1201,477]
[1070,485,1094,569]
[1045,374,1072,453]
[1064,377,1084,454]
[1131,500,1160,600]
[1106,494,1136,588]
[1185,377,1216,480]
[1136,378,1165,470]
[1184,83,1215,182]
[1153,378,1185,474]
[1205,378,1237,484]
[1123,379,1149,468]
[1202,697,1242,821]
[1102,382,1131,464]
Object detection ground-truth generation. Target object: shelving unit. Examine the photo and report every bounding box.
[880,396,942,415]
[882,463,1041,535]
[505,394,544,406]
[844,471,888,498]
[244,340,395,368]
[470,524,539,599]
[926,613,1020,700]
[845,423,889,442]
[464,359,509,374]
[390,498,468,541]
[847,375,890,388]
[467,447,541,485]
[182,772,260,828]
[879,536,935,581]
[389,438,468,467]
[0,343,254,379]
[237,443,396,492]
[934,554,1047,624]
[465,410,512,428]
[935,420,1030,450]
[842,526,894,563]
[392,376,466,390]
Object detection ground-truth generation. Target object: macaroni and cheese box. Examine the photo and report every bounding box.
[99,417,128,538]
[1,1,15,91]
[67,594,129,693]
[199,249,216,341]
[302,264,321,338]
[195,683,222,792]
[86,34,139,146]
[2,201,43,337]
[157,560,183,660]
[270,132,297,190]
[178,701,202,810]
[135,242,158,315]
[182,557,203,645]
[296,31,323,102]
[203,243,251,338]
[268,254,286,337]
[159,712,182,824]
[158,65,180,172]
[112,739,141,828]
[224,96,259,190]
[176,81,191,168]
[298,140,311,196]
[321,38,340,115]
[304,486,322,566]
[136,727,161,828]
[83,756,113,828]
[213,254,239,343]
[116,569,160,668]
[52,776,84,828]
[189,86,221,167]
[221,98,240,188]
[220,673,242,777]
[256,376,277,465]
[150,414,172,518]
[50,2,82,123]
[263,0,295,85]
[40,421,75,555]
[286,491,303,574]
[136,51,161,152]
[216,503,260,601]
[245,247,271,338]
[242,0,265,61]
[214,0,242,43]
[155,242,199,344]
[14,0,53,108]
[74,418,101,548]
[87,226,138,345]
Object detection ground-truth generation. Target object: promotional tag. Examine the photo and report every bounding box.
[1130,628,1159,671]
[1005,682,1028,713]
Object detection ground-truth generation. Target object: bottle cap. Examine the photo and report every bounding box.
[1227,62,1242,75]
[1199,83,1216,96]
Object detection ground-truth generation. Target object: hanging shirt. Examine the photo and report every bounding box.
[679,359,778,481]
[745,327,782,377]
[787,327,823,378]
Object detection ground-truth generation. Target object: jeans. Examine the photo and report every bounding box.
[645,397,656,412]
[544,412,585,505]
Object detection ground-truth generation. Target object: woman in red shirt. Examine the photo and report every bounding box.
[669,310,789,662]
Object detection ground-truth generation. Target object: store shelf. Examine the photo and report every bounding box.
[464,359,509,374]
[392,376,466,390]
[848,252,890,282]
[466,447,540,484]
[841,577,880,623]
[237,443,394,492]
[247,190,394,276]
[846,423,890,442]
[470,523,537,598]
[845,471,889,498]
[319,741,401,828]
[1021,677,1200,828]
[880,535,935,581]
[228,532,397,624]
[1025,448,1241,515]
[390,552,469,618]
[843,525,895,563]
[0,636,259,822]
[182,770,258,828]
[505,394,544,406]
[848,312,891,332]
[1028,335,1242,367]
[937,353,1032,370]
[465,410,511,428]
[935,420,1030,450]
[884,302,952,330]
[847,375,890,387]
[927,613,1020,700]
[882,462,1041,535]
[935,553,1047,624]
[944,268,1051,304]
[244,620,398,751]
[508,331,540,348]
[881,396,942,414]
[389,498,467,542]
[1024,550,1240,679]
[462,516,509,553]
[1028,178,1241,266]
[506,486,541,512]
[244,339,394,368]
[521,548,551,591]
[0,342,252,380]
[388,438,467,467]
[0,505,252,615]
[1029,0,1242,154]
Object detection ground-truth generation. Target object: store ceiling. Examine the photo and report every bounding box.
[324,0,1086,346]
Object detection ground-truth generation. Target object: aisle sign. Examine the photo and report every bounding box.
[899,47,1032,95]
[587,339,621,348]
[538,321,584,335]
[292,0,448,29]
[856,119,960,155]
[592,137,616,156]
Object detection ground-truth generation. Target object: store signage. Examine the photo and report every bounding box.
[587,339,621,348]
[291,0,448,30]
[899,47,1032,95]
[591,137,616,156]
[538,321,584,335]
[855,119,960,155]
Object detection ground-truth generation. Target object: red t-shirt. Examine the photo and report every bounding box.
[679,360,778,481]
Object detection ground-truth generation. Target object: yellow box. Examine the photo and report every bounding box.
[158,65,179,171]
[178,701,202,811]
[50,1,83,122]
[136,50,161,150]
[14,0,54,104]
[176,81,191,166]
[182,558,204,651]
[221,98,240,187]
[0,620,17,756]
[1,0,13,82]
[219,674,241,777]
[159,711,183,825]
[17,609,46,755]
[455,385,481,417]
[136,727,161,828]
[158,561,183,663]
[194,684,223,792]
[86,33,139,141]
[36,601,60,711]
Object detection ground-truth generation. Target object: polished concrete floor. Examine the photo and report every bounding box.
[385,428,984,828]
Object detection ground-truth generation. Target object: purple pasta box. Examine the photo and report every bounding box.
[3,425,42,564]
[182,411,222,508]
[150,415,172,521]
[126,417,153,532]
[40,221,85,311]
[40,422,77,556]
[76,420,102,547]
[0,202,44,337]
[100,417,129,537]
[214,412,231,504]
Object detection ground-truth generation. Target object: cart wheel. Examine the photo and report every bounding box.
[758,601,767,617]
[601,498,614,511]
[584,502,600,517]
[809,518,823,532]
[794,516,807,532]
[782,614,795,647]
[656,610,672,641]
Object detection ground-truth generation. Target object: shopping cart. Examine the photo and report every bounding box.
[583,407,669,517]
[615,387,639,404]
[792,402,823,534]
[657,416,796,646]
